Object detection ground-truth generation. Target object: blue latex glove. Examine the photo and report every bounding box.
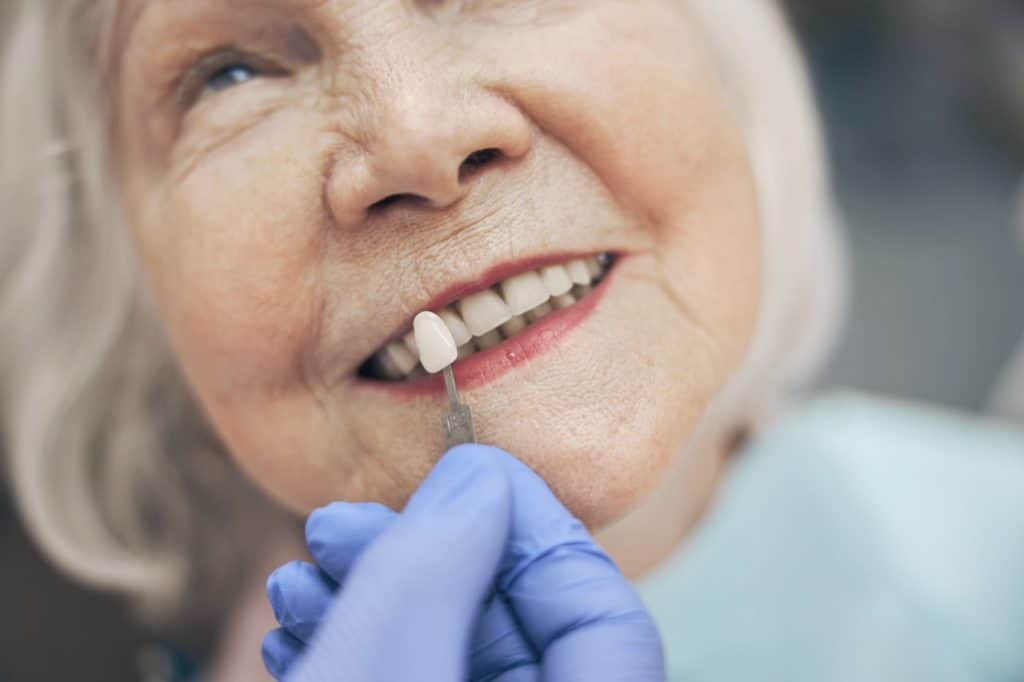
[262,444,665,681]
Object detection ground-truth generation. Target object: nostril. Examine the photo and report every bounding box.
[365,148,504,214]
[458,148,503,182]
[369,192,422,212]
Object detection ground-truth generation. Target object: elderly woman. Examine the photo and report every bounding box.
[3,1,1024,680]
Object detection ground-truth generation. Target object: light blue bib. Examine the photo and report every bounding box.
[637,392,1024,682]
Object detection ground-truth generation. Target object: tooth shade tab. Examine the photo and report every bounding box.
[459,289,512,336]
[540,265,573,296]
[414,311,459,373]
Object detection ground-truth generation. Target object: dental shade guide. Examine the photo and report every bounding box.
[413,312,477,448]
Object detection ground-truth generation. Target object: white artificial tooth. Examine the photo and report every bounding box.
[552,293,576,310]
[572,284,593,299]
[475,330,503,350]
[500,271,550,315]
[567,259,590,286]
[413,311,458,373]
[458,289,512,336]
[585,257,601,278]
[539,265,573,296]
[457,344,474,360]
[526,302,553,322]
[403,331,418,356]
[501,315,528,338]
[438,308,472,347]
[385,342,418,375]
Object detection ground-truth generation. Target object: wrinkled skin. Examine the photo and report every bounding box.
[114,0,760,558]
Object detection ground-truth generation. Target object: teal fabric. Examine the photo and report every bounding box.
[636,392,1024,682]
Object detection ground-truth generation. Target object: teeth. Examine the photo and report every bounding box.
[475,330,503,350]
[539,265,573,297]
[365,254,614,381]
[526,302,553,323]
[459,289,512,336]
[385,342,418,376]
[374,351,405,381]
[413,311,458,373]
[567,259,590,286]
[500,271,551,315]
[552,293,577,310]
[402,331,419,356]
[501,314,528,337]
[438,308,472,347]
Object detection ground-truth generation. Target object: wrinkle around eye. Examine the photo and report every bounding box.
[168,91,290,187]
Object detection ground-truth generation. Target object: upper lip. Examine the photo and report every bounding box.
[364,250,609,362]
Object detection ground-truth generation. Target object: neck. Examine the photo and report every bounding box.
[595,433,732,581]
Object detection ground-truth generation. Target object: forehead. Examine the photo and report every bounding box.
[119,0,337,21]
[114,0,330,52]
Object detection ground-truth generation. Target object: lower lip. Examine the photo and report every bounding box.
[358,257,620,398]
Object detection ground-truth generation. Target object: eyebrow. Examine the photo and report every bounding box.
[119,0,333,46]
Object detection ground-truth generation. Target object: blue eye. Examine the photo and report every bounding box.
[205,64,258,94]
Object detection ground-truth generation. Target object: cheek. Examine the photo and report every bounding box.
[125,110,364,509]
[465,5,762,523]
[132,110,329,395]
[500,4,761,351]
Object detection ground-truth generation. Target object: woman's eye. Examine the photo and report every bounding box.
[204,64,259,94]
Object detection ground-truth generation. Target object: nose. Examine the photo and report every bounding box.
[326,85,533,227]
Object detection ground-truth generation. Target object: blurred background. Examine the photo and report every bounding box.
[785,0,1024,410]
[2,1,1023,680]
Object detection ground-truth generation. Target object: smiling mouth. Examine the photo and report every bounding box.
[359,253,615,383]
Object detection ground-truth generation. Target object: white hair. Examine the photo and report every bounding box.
[0,1,280,625]
[686,1,846,446]
[0,0,844,622]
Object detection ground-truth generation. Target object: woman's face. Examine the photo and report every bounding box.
[116,0,761,528]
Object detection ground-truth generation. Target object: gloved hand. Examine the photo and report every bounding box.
[261,444,665,681]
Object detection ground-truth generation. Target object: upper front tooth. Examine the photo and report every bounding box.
[500,271,550,315]
[567,259,591,285]
[458,289,512,336]
[438,308,472,347]
[540,265,573,296]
